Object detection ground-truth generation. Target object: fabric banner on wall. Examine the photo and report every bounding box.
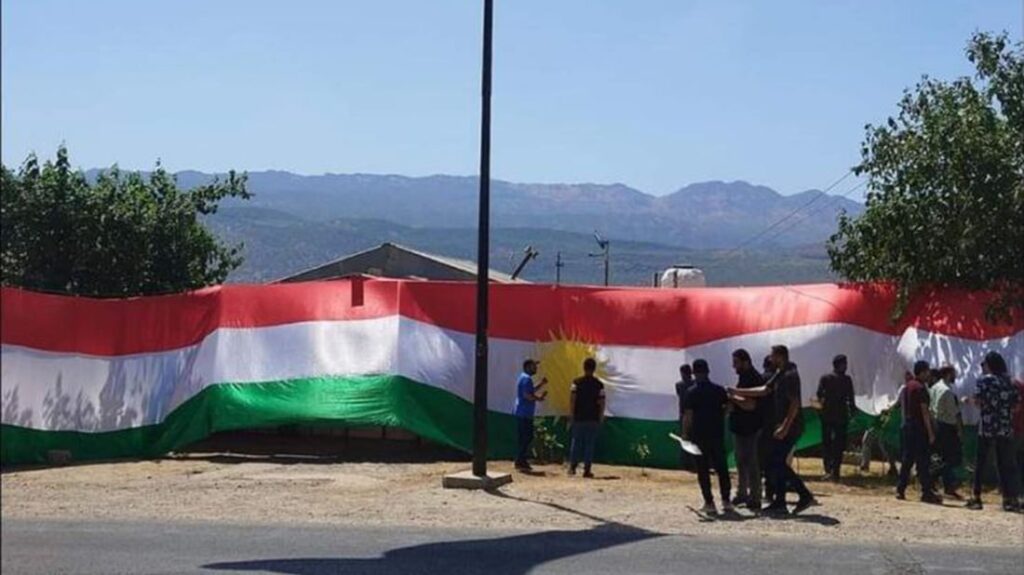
[1,280,1021,466]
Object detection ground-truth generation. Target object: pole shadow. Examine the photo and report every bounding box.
[205,490,664,574]
[203,523,662,575]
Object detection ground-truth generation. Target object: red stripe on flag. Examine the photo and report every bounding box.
[2,281,1019,356]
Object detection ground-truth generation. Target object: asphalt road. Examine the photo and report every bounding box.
[2,518,1021,575]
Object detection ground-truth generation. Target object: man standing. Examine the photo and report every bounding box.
[815,354,857,482]
[514,359,547,472]
[930,365,964,499]
[683,359,732,515]
[675,364,695,470]
[568,358,605,478]
[759,354,777,502]
[731,345,816,515]
[728,349,764,511]
[896,361,941,503]
[965,351,1020,512]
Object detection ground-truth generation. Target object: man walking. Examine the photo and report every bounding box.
[683,359,732,515]
[930,365,964,498]
[728,349,764,511]
[731,345,816,515]
[896,361,941,503]
[815,354,856,481]
[675,364,695,470]
[568,358,605,478]
[514,359,547,471]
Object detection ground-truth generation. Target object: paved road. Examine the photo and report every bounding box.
[2,518,1021,575]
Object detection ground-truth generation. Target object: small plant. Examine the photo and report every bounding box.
[632,435,652,476]
[531,418,566,464]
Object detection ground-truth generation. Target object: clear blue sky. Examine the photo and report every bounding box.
[2,1,1020,197]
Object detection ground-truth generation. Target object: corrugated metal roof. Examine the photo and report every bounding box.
[274,242,526,284]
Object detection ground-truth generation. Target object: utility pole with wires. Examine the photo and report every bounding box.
[555,251,565,285]
[589,231,610,286]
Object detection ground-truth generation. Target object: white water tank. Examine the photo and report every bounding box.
[660,265,706,288]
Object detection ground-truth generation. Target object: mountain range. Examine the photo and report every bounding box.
[87,169,863,285]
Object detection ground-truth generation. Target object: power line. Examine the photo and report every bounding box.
[755,180,867,247]
[721,171,854,259]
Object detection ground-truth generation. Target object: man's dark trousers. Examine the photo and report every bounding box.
[515,417,534,467]
[768,436,811,507]
[897,425,933,496]
[821,419,848,478]
[694,436,731,505]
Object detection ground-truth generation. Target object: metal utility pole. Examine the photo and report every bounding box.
[471,0,494,478]
[589,232,610,286]
[555,251,564,285]
[510,245,538,281]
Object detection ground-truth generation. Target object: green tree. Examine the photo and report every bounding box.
[828,32,1024,320]
[1,146,250,297]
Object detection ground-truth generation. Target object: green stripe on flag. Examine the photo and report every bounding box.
[1,375,880,468]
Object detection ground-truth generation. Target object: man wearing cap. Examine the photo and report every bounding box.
[514,359,547,471]
[814,354,857,482]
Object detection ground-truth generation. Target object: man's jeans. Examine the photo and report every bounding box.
[515,417,534,466]
[897,425,933,496]
[569,421,600,471]
[974,436,1019,504]
[734,430,762,506]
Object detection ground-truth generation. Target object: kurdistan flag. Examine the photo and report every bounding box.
[1,280,1021,466]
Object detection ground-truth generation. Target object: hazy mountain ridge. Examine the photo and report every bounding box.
[88,170,863,249]
[207,205,835,287]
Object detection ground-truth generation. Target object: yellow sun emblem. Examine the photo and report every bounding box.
[534,330,611,416]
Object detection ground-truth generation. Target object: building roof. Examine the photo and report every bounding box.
[275,242,525,284]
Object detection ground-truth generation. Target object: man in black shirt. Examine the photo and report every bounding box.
[759,354,777,502]
[568,358,606,478]
[683,359,732,515]
[675,364,695,471]
[729,349,765,511]
[815,354,857,482]
[731,345,816,515]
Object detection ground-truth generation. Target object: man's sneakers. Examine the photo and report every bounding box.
[943,489,964,501]
[514,462,533,472]
[965,498,983,510]
[582,470,595,479]
[920,492,943,505]
[568,466,577,477]
[721,501,736,514]
[1001,500,1021,513]
[730,495,749,508]
[762,503,789,517]
[895,490,907,501]
[700,502,718,516]
[792,496,818,515]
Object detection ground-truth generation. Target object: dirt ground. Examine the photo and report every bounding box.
[3,447,1022,548]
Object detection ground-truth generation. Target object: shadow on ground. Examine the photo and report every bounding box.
[204,491,663,575]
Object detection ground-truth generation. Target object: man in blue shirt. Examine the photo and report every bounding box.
[514,359,547,471]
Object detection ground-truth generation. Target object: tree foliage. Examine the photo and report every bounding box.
[1,146,250,297]
[828,32,1024,321]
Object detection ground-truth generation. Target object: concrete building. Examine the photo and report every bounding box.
[276,242,525,284]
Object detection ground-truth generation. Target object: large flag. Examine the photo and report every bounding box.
[2,280,1021,465]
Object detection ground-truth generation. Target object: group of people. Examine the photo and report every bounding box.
[895,353,1023,512]
[512,346,1024,517]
